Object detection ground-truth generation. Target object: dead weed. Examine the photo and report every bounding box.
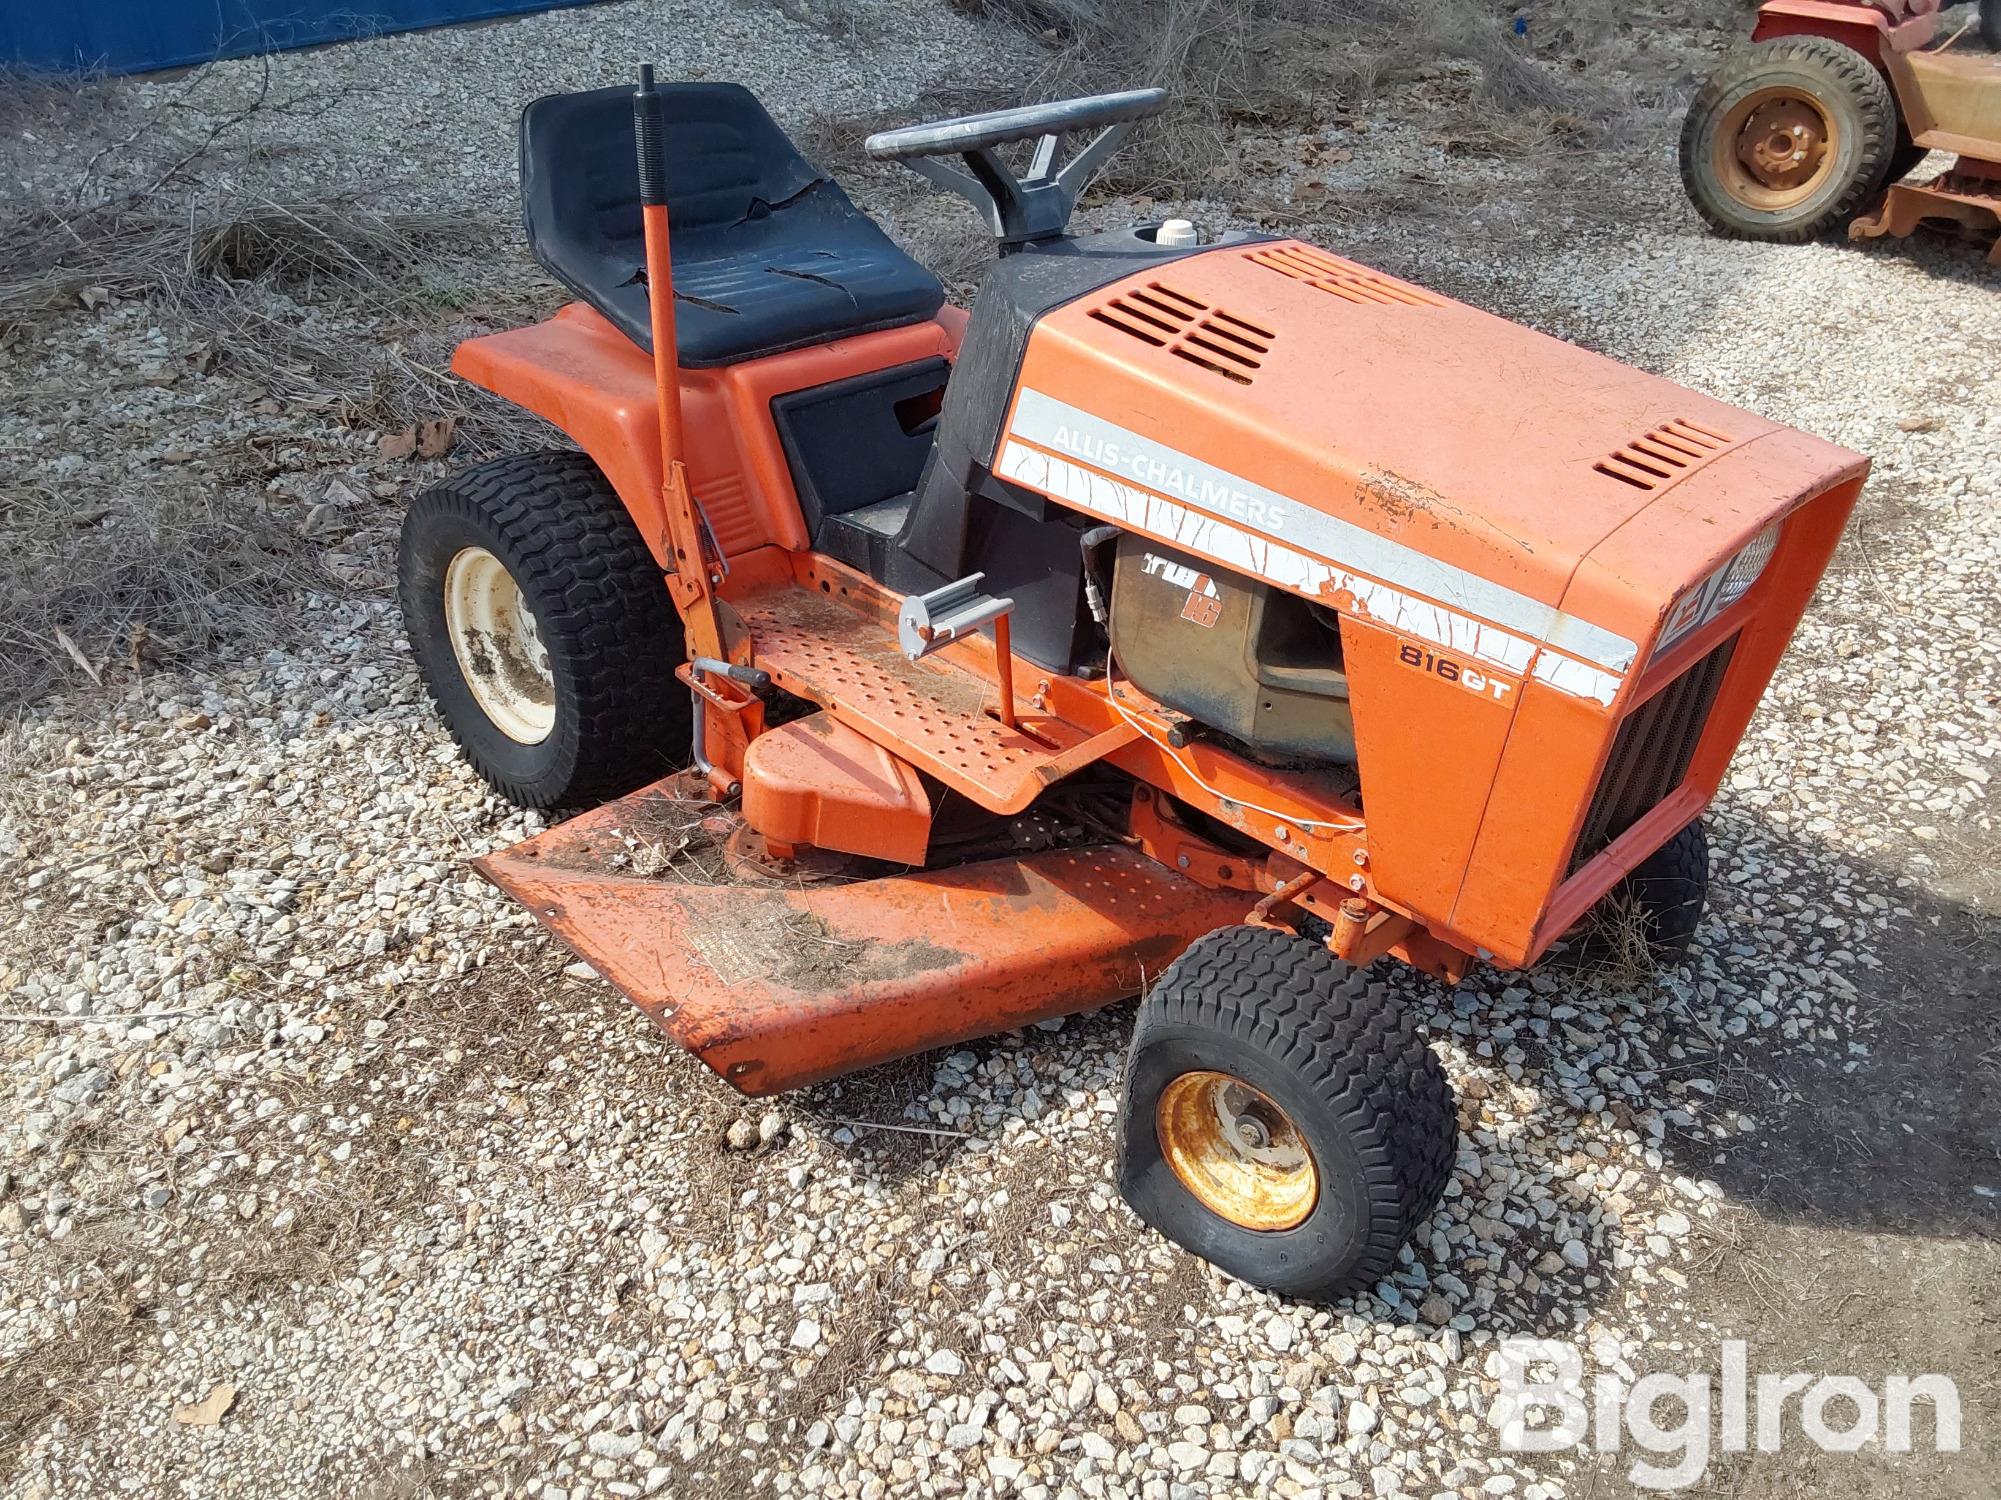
[954,0,1619,198]
[0,60,551,708]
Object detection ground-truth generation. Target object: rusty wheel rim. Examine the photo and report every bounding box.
[1714,86,1839,211]
[1156,1070,1318,1231]
[443,546,555,745]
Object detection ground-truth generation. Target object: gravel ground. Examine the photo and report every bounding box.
[2,4,1998,1498]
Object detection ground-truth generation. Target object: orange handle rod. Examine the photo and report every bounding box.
[638,188,724,660]
[993,613,1018,732]
[641,202,688,482]
[633,69,731,721]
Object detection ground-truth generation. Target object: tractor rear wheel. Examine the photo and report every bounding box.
[1117,925,1456,1303]
[1679,37,1897,242]
[399,450,689,808]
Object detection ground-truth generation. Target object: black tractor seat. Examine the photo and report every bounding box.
[518,82,945,368]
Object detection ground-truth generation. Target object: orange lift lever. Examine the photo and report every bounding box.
[634,65,727,663]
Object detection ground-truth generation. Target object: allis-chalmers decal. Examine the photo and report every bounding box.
[1397,640,1516,702]
[1048,425,1289,535]
[1142,552,1223,628]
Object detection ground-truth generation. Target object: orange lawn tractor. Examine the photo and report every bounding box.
[1681,0,2001,261]
[399,69,1868,1300]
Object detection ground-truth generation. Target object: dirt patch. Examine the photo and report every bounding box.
[686,904,963,993]
[775,912,964,992]
[1562,822,2001,1491]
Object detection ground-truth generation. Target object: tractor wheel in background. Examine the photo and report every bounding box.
[1985,0,2001,51]
[399,449,689,809]
[1117,925,1456,1303]
[1886,125,1930,187]
[1679,37,1897,242]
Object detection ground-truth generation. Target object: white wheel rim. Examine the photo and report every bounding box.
[442,546,555,745]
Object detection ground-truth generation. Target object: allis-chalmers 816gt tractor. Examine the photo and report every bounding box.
[1681,0,2001,260]
[400,72,1868,1300]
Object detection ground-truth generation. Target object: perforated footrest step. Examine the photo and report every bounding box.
[738,587,1135,814]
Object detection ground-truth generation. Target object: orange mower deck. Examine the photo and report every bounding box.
[476,778,1255,1094]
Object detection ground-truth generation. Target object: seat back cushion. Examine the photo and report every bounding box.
[518,82,944,367]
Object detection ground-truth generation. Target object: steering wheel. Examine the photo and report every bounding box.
[864,89,1168,248]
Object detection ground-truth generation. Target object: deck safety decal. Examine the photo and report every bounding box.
[998,390,1632,706]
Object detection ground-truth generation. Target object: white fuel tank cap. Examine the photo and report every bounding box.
[1155,218,1200,248]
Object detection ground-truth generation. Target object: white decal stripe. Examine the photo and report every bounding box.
[997,440,1620,703]
[1530,653,1622,708]
[1006,388,1639,673]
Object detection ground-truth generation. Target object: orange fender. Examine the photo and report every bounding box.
[1749,0,1939,60]
[450,303,970,570]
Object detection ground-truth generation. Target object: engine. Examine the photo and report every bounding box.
[1108,535,1355,763]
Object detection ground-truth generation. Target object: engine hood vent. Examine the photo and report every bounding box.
[1089,281,1273,385]
[1245,243,1442,307]
[1594,418,1732,491]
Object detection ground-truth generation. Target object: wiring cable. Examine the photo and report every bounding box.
[1100,660,1367,836]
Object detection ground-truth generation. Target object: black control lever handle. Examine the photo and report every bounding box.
[633,64,669,207]
[690,656,771,691]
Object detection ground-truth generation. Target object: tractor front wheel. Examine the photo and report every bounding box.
[399,450,690,808]
[1565,818,1713,972]
[1679,37,1897,242]
[1117,925,1456,1303]
[1619,818,1711,960]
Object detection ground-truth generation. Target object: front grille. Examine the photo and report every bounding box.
[1568,633,1738,872]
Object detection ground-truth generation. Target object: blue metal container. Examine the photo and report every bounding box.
[3,0,594,77]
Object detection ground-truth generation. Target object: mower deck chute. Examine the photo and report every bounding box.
[475,781,1254,1094]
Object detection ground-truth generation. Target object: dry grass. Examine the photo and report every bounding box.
[953,0,1615,197]
[0,193,479,319]
[0,1300,146,1482]
[0,175,547,442]
[0,473,325,704]
[775,1265,903,1421]
[0,61,552,707]
[1569,886,1669,992]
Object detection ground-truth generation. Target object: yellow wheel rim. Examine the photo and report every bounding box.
[1713,86,1840,211]
[1155,1070,1318,1232]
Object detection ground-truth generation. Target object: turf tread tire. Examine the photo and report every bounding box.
[1679,37,1897,243]
[1623,818,1710,960]
[399,450,689,809]
[1119,926,1456,1302]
